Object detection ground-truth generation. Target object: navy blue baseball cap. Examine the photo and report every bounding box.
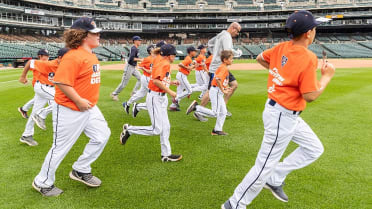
[147,44,155,54]
[187,46,197,53]
[132,36,142,41]
[285,10,321,38]
[156,40,166,48]
[160,44,177,56]
[71,17,102,33]
[57,48,70,58]
[37,49,49,56]
[197,45,206,50]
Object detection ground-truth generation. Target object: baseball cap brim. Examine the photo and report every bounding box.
[89,28,102,33]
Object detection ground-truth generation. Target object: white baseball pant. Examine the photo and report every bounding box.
[34,104,110,188]
[194,86,227,131]
[175,71,206,103]
[127,74,150,106]
[191,70,208,97]
[112,64,141,96]
[22,82,55,137]
[36,105,53,119]
[127,91,172,157]
[22,98,34,111]
[228,99,324,208]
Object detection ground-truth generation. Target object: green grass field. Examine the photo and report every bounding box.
[0,67,371,209]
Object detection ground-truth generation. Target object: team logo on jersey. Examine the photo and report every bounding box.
[91,64,101,84]
[48,72,55,82]
[281,56,288,67]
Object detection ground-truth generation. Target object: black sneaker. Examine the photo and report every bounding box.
[169,106,180,111]
[18,107,28,119]
[122,102,130,114]
[119,124,131,145]
[186,100,198,115]
[161,154,183,162]
[264,182,288,202]
[132,103,139,118]
[32,181,63,197]
[69,170,101,187]
[211,129,228,136]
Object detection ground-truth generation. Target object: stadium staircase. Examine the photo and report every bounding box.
[319,43,341,58]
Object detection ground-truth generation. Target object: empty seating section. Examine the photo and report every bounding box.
[323,43,372,58]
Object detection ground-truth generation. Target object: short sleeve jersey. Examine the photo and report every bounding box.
[205,55,213,71]
[211,63,229,89]
[54,47,101,111]
[31,59,59,86]
[262,41,320,111]
[179,55,193,76]
[148,57,171,93]
[195,54,206,71]
[139,55,154,77]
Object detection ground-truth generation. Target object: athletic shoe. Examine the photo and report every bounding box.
[169,106,180,111]
[186,100,198,115]
[161,154,183,162]
[18,107,28,119]
[211,129,228,136]
[172,98,179,107]
[193,112,208,122]
[264,182,288,202]
[122,102,130,114]
[32,181,63,197]
[20,135,38,146]
[69,170,101,187]
[110,93,119,101]
[119,124,131,145]
[221,200,233,209]
[32,114,46,130]
[226,111,232,117]
[132,103,139,118]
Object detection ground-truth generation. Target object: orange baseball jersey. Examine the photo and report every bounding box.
[54,47,101,111]
[195,54,206,71]
[148,57,171,93]
[211,63,229,89]
[262,41,320,111]
[179,55,193,75]
[205,55,213,71]
[31,59,59,86]
[139,55,154,77]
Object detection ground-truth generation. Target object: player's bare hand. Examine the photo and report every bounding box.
[321,62,335,78]
[169,91,177,98]
[77,98,92,111]
[171,80,180,86]
[19,77,28,84]
[223,87,232,95]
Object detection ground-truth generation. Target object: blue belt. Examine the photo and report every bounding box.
[148,89,166,96]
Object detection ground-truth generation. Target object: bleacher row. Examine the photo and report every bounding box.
[1,41,372,61]
[36,0,372,11]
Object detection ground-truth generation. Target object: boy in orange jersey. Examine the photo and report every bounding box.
[169,46,197,111]
[186,50,233,136]
[221,11,335,208]
[130,41,167,117]
[18,48,70,146]
[122,44,155,116]
[191,45,208,100]
[18,49,50,119]
[120,44,183,162]
[33,17,110,197]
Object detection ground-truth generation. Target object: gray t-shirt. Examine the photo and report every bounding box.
[208,30,239,73]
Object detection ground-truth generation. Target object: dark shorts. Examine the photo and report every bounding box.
[228,71,236,82]
[208,72,215,90]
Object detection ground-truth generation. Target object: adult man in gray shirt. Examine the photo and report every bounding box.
[196,22,242,121]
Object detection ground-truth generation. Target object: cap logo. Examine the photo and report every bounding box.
[91,21,96,28]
